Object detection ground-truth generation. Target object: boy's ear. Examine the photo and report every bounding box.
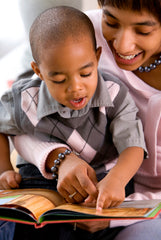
[31,61,43,80]
[96,46,102,62]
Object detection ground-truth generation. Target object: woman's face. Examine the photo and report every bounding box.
[101,6,161,71]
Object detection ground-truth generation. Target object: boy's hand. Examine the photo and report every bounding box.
[95,173,125,210]
[0,170,22,189]
[93,147,144,210]
[57,153,98,203]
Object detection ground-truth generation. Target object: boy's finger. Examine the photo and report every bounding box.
[96,198,104,211]
[96,194,112,211]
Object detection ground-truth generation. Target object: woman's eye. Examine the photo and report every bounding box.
[137,31,151,36]
[81,72,92,77]
[136,27,152,36]
[105,21,118,28]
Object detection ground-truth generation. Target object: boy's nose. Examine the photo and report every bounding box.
[67,78,83,92]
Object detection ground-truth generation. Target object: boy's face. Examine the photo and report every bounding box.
[32,37,101,110]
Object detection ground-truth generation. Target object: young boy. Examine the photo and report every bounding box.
[0,6,146,210]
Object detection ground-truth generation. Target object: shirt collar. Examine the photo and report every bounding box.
[37,71,113,120]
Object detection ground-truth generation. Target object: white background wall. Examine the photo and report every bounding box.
[0,0,98,58]
[83,0,98,11]
[0,0,25,58]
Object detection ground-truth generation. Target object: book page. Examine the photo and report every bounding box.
[0,189,65,206]
[55,199,161,218]
[3,194,55,220]
[0,189,65,220]
[0,190,161,221]
[55,203,151,218]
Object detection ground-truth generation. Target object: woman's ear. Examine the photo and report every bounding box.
[31,61,43,80]
[96,46,102,62]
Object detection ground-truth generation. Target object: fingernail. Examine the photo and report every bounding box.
[96,207,102,212]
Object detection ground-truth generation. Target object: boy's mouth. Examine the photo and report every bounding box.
[70,97,87,109]
[73,98,83,103]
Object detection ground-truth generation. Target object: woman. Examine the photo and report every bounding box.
[11,0,161,239]
[88,0,161,200]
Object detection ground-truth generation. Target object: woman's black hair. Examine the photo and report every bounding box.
[98,0,161,23]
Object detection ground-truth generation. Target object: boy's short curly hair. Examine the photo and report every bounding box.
[29,6,97,64]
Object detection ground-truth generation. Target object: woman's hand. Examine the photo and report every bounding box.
[57,152,98,203]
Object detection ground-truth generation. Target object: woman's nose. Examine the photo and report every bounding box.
[113,29,135,54]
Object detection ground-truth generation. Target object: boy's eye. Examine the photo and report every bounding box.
[51,79,65,84]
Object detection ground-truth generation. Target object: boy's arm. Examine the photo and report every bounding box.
[0,133,12,173]
[0,133,21,189]
[95,146,144,210]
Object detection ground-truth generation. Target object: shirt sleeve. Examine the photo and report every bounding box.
[108,82,147,155]
[0,91,21,135]
[12,135,71,179]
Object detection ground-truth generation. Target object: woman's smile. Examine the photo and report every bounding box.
[114,50,143,67]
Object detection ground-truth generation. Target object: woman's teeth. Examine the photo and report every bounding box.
[117,53,136,60]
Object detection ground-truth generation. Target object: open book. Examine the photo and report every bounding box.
[0,189,161,228]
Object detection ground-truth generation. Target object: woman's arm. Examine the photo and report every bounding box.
[12,134,70,179]
[13,135,98,203]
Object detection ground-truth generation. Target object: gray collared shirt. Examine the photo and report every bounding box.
[0,70,146,169]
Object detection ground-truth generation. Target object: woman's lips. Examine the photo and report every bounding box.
[117,53,137,60]
[114,51,142,65]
